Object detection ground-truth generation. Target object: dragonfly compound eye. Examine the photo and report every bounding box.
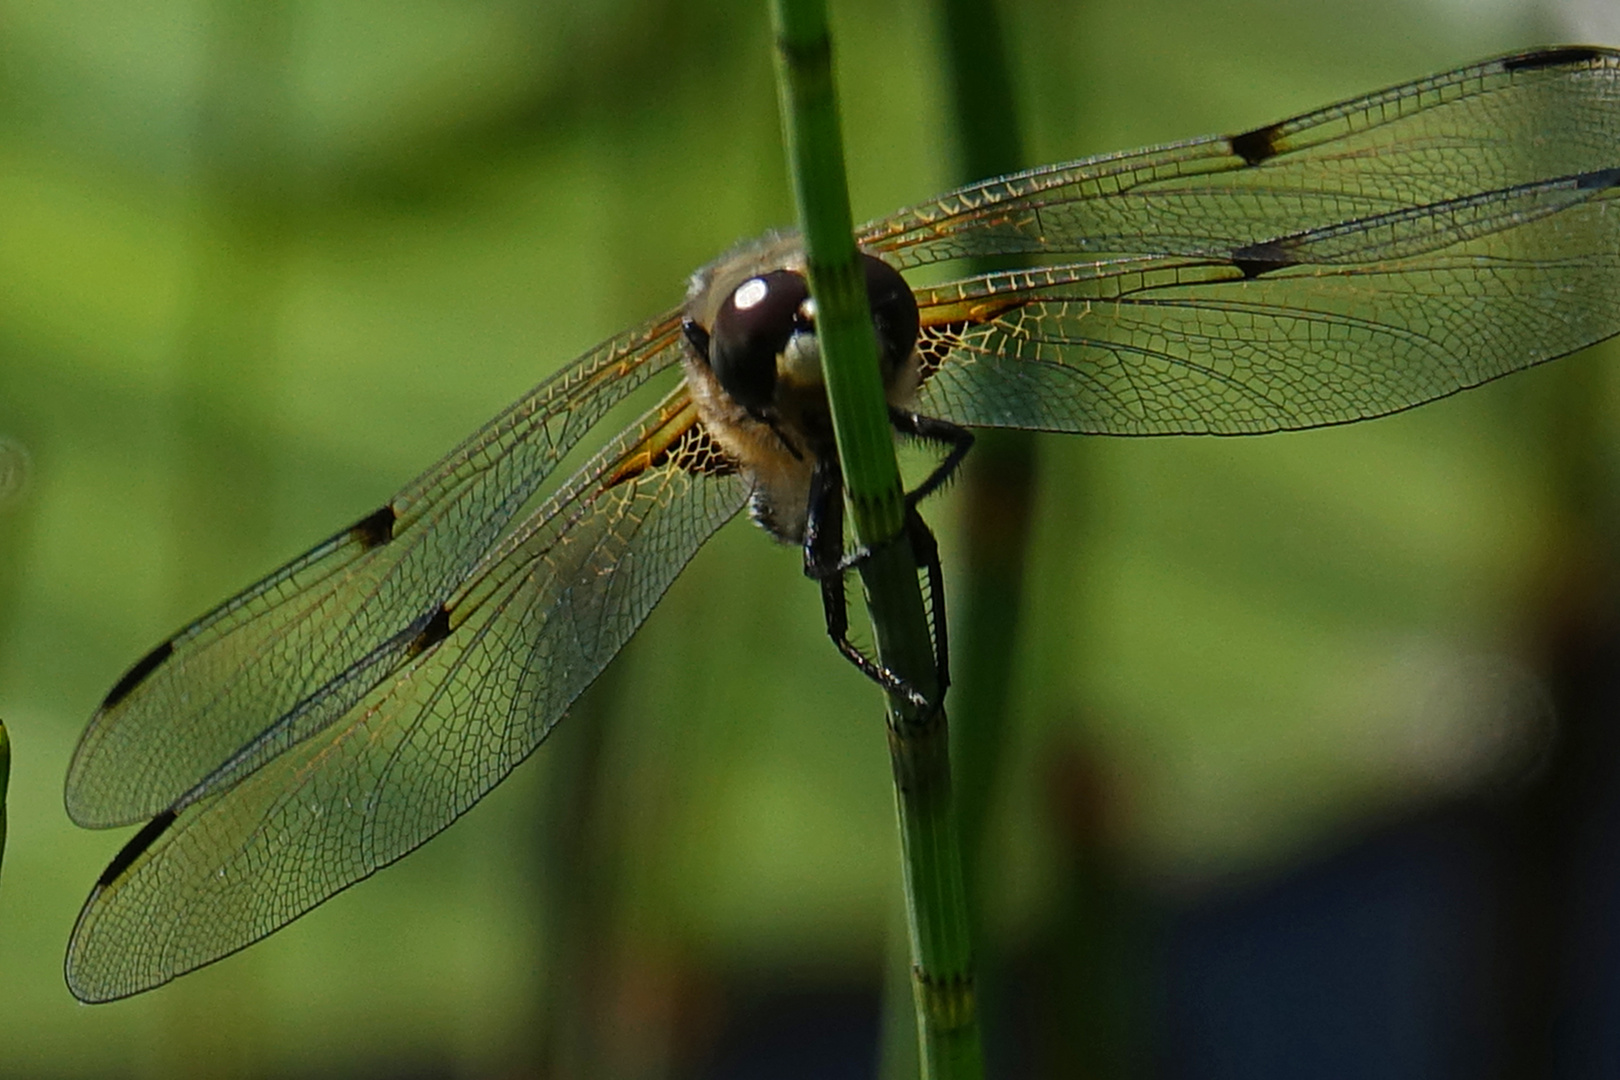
[710,269,810,414]
[861,254,919,379]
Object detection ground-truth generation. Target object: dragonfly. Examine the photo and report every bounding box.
[65,46,1620,1002]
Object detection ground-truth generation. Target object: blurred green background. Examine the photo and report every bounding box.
[2,0,1619,1076]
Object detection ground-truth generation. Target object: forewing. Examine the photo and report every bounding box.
[910,165,1620,434]
[65,391,748,1002]
[66,312,690,830]
[861,48,1620,268]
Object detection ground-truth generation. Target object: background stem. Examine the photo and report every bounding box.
[930,0,1035,961]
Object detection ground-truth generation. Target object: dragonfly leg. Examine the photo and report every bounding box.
[825,410,972,579]
[821,411,973,579]
[802,453,845,581]
[904,505,951,697]
[890,409,974,509]
[804,455,947,711]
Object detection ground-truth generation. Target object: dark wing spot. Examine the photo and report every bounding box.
[102,640,175,710]
[1502,46,1608,72]
[407,606,453,658]
[1229,123,1284,166]
[1577,167,1620,191]
[97,809,178,887]
[1230,238,1301,279]
[350,504,397,550]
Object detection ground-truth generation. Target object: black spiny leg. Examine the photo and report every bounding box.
[893,413,971,698]
[903,504,951,697]
[822,411,968,701]
[803,454,846,584]
[889,408,974,509]
[829,412,972,580]
[804,456,932,710]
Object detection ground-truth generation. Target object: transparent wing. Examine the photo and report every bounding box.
[860,47,1620,268]
[894,49,1620,433]
[911,171,1620,434]
[65,392,748,1002]
[66,311,689,829]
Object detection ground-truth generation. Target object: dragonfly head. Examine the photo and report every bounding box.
[711,268,815,413]
[701,254,919,419]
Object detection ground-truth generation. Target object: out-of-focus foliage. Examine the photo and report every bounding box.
[0,0,1613,1075]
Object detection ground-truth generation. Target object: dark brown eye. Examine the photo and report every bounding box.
[709,269,809,413]
[862,255,919,377]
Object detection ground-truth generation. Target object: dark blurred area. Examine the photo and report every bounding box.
[3,0,1620,1076]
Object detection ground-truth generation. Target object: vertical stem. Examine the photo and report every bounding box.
[767,1,982,1076]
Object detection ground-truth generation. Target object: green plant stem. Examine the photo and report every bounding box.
[768,1,982,1076]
